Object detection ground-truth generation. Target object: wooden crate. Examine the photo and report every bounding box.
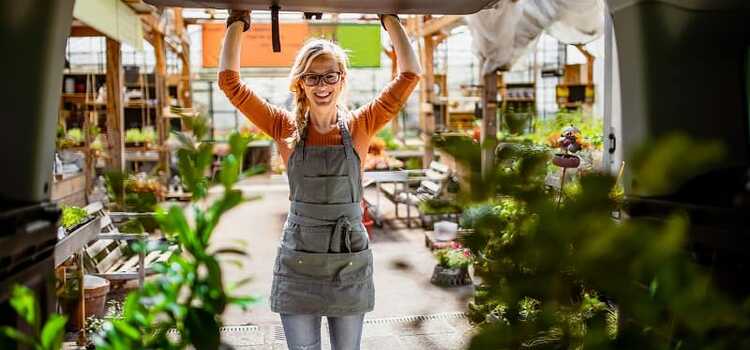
[52,173,86,206]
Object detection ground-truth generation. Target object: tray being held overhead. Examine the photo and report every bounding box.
[141,0,500,15]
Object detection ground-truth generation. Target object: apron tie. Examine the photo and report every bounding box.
[331,216,353,253]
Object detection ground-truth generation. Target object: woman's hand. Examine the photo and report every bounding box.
[226,9,252,32]
[219,10,250,72]
[380,14,422,75]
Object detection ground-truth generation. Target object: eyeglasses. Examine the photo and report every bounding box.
[301,71,342,86]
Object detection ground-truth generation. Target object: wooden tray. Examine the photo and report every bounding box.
[142,0,499,15]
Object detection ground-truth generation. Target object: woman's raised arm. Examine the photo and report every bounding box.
[355,15,421,136]
[219,19,244,72]
[218,11,293,142]
[382,15,421,75]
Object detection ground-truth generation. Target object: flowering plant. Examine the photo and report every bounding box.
[434,242,473,269]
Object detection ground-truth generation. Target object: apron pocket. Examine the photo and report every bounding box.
[325,176,354,204]
[298,177,328,203]
[293,225,333,253]
[275,247,373,284]
[299,176,352,204]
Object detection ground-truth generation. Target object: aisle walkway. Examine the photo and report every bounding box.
[211,175,475,349]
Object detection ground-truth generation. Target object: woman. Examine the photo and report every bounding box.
[218,10,421,350]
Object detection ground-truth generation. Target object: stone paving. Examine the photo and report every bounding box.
[212,174,476,349]
[216,312,474,349]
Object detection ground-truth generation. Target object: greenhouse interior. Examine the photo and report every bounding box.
[1,0,749,349]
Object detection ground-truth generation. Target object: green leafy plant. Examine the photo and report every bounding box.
[56,127,85,149]
[418,198,462,215]
[531,110,603,149]
[436,132,750,349]
[0,285,67,350]
[141,126,156,145]
[94,113,256,350]
[60,205,89,230]
[376,127,401,151]
[90,134,105,152]
[125,128,144,144]
[66,128,84,144]
[434,242,473,269]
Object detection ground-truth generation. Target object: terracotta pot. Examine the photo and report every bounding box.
[552,153,580,168]
[84,275,110,318]
[61,275,110,331]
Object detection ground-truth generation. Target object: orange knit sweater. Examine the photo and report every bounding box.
[218,70,420,168]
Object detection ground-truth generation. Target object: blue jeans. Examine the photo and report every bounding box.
[280,313,365,350]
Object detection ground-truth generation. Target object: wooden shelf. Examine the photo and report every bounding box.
[54,217,101,267]
[61,93,106,106]
[124,100,158,108]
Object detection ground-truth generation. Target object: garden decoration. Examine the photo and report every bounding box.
[552,125,585,205]
[431,242,473,287]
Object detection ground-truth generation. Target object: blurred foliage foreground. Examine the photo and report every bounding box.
[431,133,750,349]
[2,114,258,350]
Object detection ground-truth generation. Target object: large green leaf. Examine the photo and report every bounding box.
[220,154,239,189]
[172,130,197,152]
[39,314,66,350]
[228,132,250,161]
[202,189,244,243]
[0,326,34,347]
[9,285,39,333]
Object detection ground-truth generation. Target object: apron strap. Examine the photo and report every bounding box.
[337,115,358,203]
[338,116,355,161]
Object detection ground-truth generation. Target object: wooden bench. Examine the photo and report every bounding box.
[82,202,177,288]
[397,161,457,228]
[363,170,410,227]
[364,161,454,228]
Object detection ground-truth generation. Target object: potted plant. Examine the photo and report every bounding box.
[141,126,156,148]
[60,205,91,234]
[125,128,144,147]
[431,242,473,287]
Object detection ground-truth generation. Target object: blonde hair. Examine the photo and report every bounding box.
[286,39,350,147]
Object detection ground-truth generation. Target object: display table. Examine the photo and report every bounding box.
[125,149,160,172]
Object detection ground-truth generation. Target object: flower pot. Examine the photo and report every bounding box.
[62,275,110,330]
[552,153,580,168]
[84,275,110,318]
[430,265,471,287]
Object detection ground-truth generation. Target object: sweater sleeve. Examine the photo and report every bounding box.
[218,70,295,142]
[354,72,420,137]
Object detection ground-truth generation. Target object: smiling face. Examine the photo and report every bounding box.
[299,54,345,110]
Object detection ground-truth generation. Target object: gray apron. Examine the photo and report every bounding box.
[270,113,374,316]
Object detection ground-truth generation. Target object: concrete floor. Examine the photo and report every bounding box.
[211,174,475,348]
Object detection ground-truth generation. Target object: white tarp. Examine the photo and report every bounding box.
[74,0,144,51]
[466,0,605,75]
